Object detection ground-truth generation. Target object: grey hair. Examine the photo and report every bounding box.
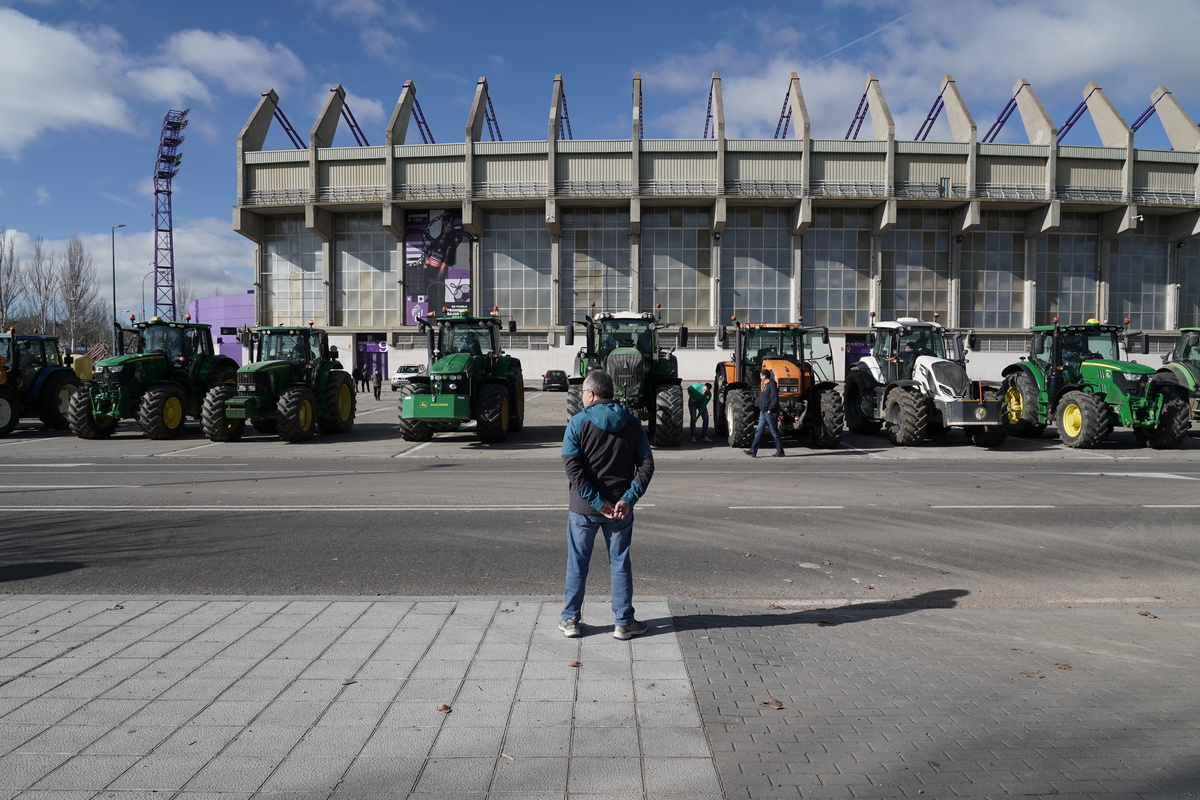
[582,369,614,399]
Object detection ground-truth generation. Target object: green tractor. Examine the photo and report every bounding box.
[0,329,84,436]
[1001,318,1190,449]
[397,309,524,443]
[1155,328,1200,423]
[201,325,355,443]
[69,316,238,440]
[563,304,687,447]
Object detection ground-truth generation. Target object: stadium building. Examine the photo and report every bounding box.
[233,73,1200,378]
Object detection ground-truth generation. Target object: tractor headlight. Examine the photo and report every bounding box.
[1112,371,1149,395]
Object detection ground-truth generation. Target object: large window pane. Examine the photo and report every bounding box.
[961,211,1025,328]
[881,209,950,321]
[640,206,711,328]
[335,211,397,328]
[1035,213,1097,325]
[482,209,552,327]
[1109,216,1168,329]
[721,207,792,324]
[262,215,324,326]
[560,208,631,322]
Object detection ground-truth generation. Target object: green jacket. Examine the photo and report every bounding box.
[687,382,711,408]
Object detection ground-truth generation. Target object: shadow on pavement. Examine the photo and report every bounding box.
[0,560,87,583]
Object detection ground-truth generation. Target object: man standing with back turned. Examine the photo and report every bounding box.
[560,370,655,640]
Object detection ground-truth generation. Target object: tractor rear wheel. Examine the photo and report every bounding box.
[884,388,928,446]
[318,371,356,434]
[652,383,683,447]
[1002,371,1046,438]
[844,376,882,434]
[0,384,21,436]
[38,371,82,429]
[566,383,583,418]
[712,371,728,436]
[506,365,525,432]
[277,385,318,442]
[1136,384,1190,450]
[474,382,509,443]
[201,384,245,442]
[967,389,1008,447]
[1056,390,1111,448]
[138,383,188,439]
[397,382,433,442]
[810,387,845,448]
[725,388,756,448]
[68,389,116,439]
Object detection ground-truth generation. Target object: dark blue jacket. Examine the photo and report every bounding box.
[562,401,655,515]
[759,379,779,412]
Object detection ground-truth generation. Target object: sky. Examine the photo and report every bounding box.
[3,0,1200,319]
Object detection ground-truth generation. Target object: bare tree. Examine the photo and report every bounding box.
[59,237,102,349]
[176,275,196,318]
[0,228,22,327]
[25,237,60,333]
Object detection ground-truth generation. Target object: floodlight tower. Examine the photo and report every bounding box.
[152,109,188,320]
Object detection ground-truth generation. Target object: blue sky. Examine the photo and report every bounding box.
[3,0,1200,316]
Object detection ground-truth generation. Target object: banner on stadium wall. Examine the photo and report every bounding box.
[403,210,471,325]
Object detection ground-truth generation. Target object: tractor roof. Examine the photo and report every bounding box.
[256,326,324,335]
[1028,320,1123,334]
[135,317,211,330]
[0,331,61,341]
[594,311,654,322]
[873,316,944,331]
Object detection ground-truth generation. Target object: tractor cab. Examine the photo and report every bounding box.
[254,328,327,382]
[1030,321,1124,397]
[868,317,961,384]
[0,332,67,392]
[1165,328,1200,366]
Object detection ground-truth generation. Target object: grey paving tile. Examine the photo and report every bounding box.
[489,755,568,793]
[30,752,139,791]
[258,755,353,794]
[12,724,106,755]
[499,724,570,758]
[182,754,281,793]
[222,725,308,757]
[332,755,423,795]
[80,724,175,755]
[0,753,69,790]
[571,726,641,758]
[359,725,439,759]
[151,723,241,757]
[428,725,505,758]
[412,756,493,794]
[290,724,373,758]
[105,753,210,791]
[567,756,643,794]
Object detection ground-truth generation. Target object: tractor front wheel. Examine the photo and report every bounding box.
[1056,390,1111,448]
[138,383,188,439]
[38,371,82,429]
[397,382,433,442]
[884,388,929,446]
[277,385,318,442]
[725,388,757,448]
[566,383,583,418]
[474,383,510,443]
[1136,384,1191,450]
[652,383,683,447]
[0,384,21,436]
[318,371,356,434]
[1002,371,1045,438]
[68,389,116,439]
[810,387,845,448]
[506,365,525,433]
[844,377,882,434]
[201,384,245,442]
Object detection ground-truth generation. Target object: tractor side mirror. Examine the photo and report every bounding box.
[1031,332,1045,355]
[1187,332,1200,349]
[966,332,977,350]
[821,329,830,345]
[565,325,574,346]
[677,326,689,348]
[1139,332,1150,355]
[508,320,516,334]
[329,345,338,357]
[865,332,876,349]
[717,327,727,348]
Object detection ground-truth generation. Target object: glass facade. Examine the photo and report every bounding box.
[961,211,1025,329]
[560,208,632,322]
[481,209,553,328]
[1035,213,1098,325]
[1180,238,1200,328]
[720,207,792,324]
[263,215,324,326]
[881,210,950,320]
[334,211,398,328]
[1109,216,1168,330]
[640,207,712,328]
[800,208,872,327]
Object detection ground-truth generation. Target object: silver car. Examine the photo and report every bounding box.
[390,364,425,391]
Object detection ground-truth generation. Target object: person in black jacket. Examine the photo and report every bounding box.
[744,368,785,457]
[559,370,655,640]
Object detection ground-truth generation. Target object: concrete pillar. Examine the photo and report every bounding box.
[865,74,895,196]
[1150,87,1200,152]
[305,205,334,326]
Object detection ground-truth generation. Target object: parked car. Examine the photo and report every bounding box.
[391,364,426,391]
[542,369,569,391]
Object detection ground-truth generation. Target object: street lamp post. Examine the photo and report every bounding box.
[111,224,126,352]
[140,270,155,320]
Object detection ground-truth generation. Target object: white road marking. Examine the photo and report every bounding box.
[0,463,94,468]
[156,442,222,456]
[729,505,844,510]
[11,504,566,512]
[1143,504,1200,508]
[930,504,1055,509]
[1071,472,1200,481]
[2,485,142,491]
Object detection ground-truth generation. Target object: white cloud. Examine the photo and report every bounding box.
[165,30,307,97]
[34,187,52,205]
[127,65,213,106]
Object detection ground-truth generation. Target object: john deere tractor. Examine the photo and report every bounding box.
[0,329,84,436]
[712,318,843,449]
[1155,328,1200,423]
[1001,318,1190,449]
[844,315,1007,447]
[201,325,355,443]
[397,309,524,443]
[563,304,687,447]
[69,316,238,440]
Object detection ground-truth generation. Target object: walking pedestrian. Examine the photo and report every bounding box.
[372,368,382,400]
[744,368,784,457]
[559,370,655,640]
[351,366,362,393]
[687,381,713,443]
[359,366,369,393]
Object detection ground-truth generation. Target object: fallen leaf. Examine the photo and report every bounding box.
[783,579,793,583]
[763,699,784,709]
[939,570,950,575]
[1118,575,1131,580]
[822,561,832,566]
[865,585,875,590]
[768,603,785,610]
[500,753,514,761]
[975,485,981,488]
[1139,610,1159,619]
[436,704,452,713]
[745,553,755,558]
[1019,670,1044,679]
[106,604,124,611]
[568,660,582,668]
[1056,663,1072,670]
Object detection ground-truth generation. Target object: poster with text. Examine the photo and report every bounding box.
[403,210,471,325]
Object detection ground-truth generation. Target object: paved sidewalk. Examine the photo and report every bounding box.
[1,596,1197,799]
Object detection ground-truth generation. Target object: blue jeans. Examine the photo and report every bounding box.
[749,411,784,455]
[688,400,709,437]
[563,510,635,625]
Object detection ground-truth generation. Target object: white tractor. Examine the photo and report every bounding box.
[843,315,1006,447]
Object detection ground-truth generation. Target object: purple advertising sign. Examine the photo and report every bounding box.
[404,210,471,324]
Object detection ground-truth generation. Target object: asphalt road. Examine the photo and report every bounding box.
[2,389,1198,608]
